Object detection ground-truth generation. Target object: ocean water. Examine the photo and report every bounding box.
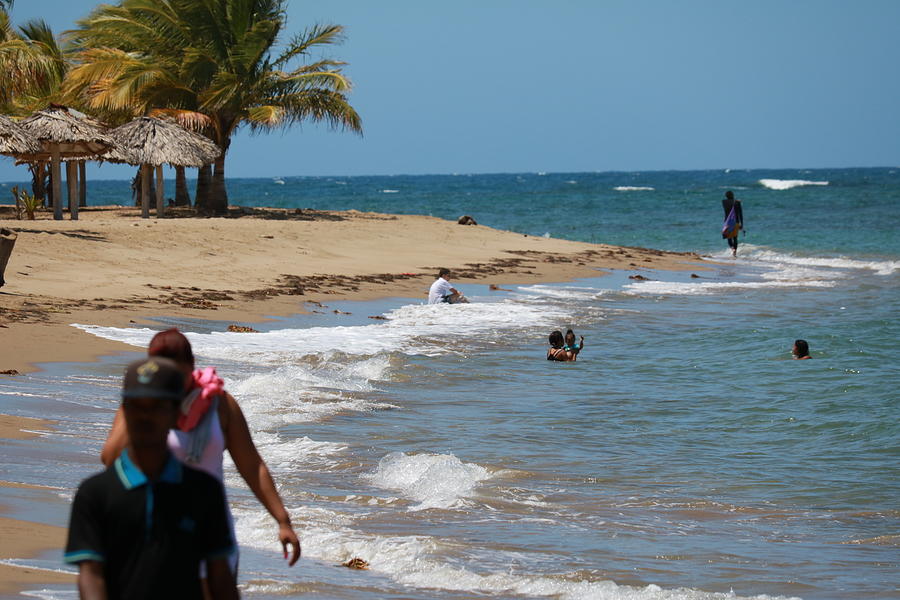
[1,168,898,600]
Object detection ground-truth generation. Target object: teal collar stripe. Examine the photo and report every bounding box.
[64,550,104,564]
[115,449,184,490]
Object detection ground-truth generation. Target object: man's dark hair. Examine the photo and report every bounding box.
[725,190,735,200]
[794,339,810,357]
[438,268,451,277]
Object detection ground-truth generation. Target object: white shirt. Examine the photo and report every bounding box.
[428,277,454,304]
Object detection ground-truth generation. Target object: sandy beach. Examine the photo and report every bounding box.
[0,205,706,596]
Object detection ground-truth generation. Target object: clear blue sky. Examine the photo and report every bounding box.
[2,0,898,182]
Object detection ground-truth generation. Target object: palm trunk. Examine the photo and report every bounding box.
[29,162,46,206]
[209,154,228,214]
[174,166,191,206]
[132,168,141,206]
[195,164,212,211]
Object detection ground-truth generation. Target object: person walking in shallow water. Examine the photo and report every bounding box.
[101,328,301,581]
[66,357,238,600]
[722,190,744,257]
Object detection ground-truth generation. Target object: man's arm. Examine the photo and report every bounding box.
[77,561,107,600]
[206,558,239,600]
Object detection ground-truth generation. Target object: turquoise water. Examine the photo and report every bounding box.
[1,168,898,599]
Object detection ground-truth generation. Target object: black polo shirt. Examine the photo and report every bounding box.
[65,450,235,600]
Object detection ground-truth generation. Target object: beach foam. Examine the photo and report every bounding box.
[74,299,570,364]
[362,451,492,510]
[759,178,829,190]
[744,247,900,276]
[232,508,802,600]
[625,278,837,295]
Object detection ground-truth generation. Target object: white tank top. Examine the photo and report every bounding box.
[167,398,226,482]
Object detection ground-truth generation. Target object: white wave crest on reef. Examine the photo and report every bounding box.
[758,178,829,190]
[614,186,655,191]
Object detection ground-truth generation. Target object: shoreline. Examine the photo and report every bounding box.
[0,205,709,596]
[0,205,708,375]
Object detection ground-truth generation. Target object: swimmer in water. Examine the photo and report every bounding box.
[563,329,585,361]
[547,330,572,361]
[792,339,812,360]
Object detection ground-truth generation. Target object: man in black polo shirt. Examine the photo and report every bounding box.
[65,357,239,600]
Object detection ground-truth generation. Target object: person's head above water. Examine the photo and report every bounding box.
[725,190,735,200]
[549,330,564,348]
[565,329,576,346]
[792,339,810,359]
[148,327,195,372]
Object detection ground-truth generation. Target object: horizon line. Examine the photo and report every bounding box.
[0,164,897,185]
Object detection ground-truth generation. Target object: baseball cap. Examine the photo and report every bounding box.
[122,357,185,402]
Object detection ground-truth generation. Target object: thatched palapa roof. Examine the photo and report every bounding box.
[18,105,115,160]
[0,115,42,156]
[105,117,220,168]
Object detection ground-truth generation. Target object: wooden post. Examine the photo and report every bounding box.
[79,161,87,207]
[66,160,78,220]
[51,147,62,221]
[141,164,151,219]
[155,165,164,218]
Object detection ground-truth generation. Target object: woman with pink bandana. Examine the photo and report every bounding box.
[100,328,300,580]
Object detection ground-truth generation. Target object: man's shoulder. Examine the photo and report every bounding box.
[77,466,119,494]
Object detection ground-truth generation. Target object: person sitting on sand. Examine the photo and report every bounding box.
[563,329,585,361]
[101,328,301,581]
[792,339,812,360]
[547,330,575,361]
[428,268,468,304]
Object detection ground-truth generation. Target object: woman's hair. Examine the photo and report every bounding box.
[148,328,195,368]
[549,330,564,347]
[794,339,809,357]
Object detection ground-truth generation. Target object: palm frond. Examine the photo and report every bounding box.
[272,24,344,69]
[148,107,215,133]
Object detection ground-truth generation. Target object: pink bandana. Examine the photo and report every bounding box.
[178,367,224,431]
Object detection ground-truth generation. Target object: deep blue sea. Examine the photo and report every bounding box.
[1,168,898,600]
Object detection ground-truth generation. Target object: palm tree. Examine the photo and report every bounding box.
[0,12,69,205]
[0,14,66,116]
[66,0,362,213]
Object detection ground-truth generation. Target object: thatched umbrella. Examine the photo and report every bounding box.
[0,116,42,156]
[105,117,220,218]
[18,105,114,221]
